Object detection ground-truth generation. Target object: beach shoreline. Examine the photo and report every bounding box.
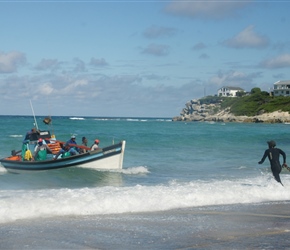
[1,201,290,249]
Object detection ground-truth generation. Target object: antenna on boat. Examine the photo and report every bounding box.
[30,99,39,130]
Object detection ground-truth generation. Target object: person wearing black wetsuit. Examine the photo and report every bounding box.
[258,140,287,186]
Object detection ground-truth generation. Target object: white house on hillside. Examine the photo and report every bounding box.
[272,80,290,96]
[217,86,245,97]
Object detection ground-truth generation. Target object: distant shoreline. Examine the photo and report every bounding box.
[173,110,290,123]
[172,99,290,123]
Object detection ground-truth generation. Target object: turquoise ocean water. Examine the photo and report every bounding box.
[1,116,290,248]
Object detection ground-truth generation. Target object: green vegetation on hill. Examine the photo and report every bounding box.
[199,88,290,116]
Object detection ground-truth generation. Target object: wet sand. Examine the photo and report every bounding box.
[1,202,290,249]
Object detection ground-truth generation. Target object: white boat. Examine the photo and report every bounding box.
[0,128,125,173]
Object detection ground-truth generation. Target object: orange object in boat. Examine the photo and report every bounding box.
[5,155,21,161]
[47,142,62,154]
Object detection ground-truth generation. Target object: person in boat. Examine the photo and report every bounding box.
[33,138,53,161]
[54,135,79,160]
[54,144,71,159]
[22,144,33,161]
[258,140,287,186]
[66,135,80,154]
[80,136,88,154]
[22,128,38,160]
[23,128,37,142]
[91,139,100,151]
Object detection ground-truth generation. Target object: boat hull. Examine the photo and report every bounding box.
[0,141,126,173]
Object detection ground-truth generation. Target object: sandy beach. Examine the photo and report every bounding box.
[1,201,290,250]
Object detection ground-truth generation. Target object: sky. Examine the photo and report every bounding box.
[0,0,290,118]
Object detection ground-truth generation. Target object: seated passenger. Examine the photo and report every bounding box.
[91,139,100,151]
[53,135,79,160]
[23,128,37,143]
[65,135,80,155]
[80,136,89,154]
[33,138,53,161]
[54,144,71,160]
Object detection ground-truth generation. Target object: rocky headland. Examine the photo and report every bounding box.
[172,99,290,123]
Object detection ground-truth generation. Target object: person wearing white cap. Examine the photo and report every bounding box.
[54,135,79,160]
[65,135,80,155]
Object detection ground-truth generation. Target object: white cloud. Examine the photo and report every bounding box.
[0,66,269,117]
[73,58,86,72]
[60,78,90,95]
[0,51,26,73]
[35,59,60,71]
[143,74,170,81]
[0,72,200,117]
[143,25,177,39]
[199,53,209,59]
[207,70,262,92]
[141,44,170,56]
[259,53,290,69]
[192,42,207,50]
[90,58,108,67]
[0,55,276,117]
[164,0,251,20]
[37,83,54,95]
[223,25,269,49]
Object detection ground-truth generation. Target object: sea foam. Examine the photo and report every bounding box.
[0,174,289,224]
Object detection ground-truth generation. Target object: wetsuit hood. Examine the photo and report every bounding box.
[267,140,276,148]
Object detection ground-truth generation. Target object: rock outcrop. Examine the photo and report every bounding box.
[172,99,290,123]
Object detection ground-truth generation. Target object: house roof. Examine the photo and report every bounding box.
[218,86,244,91]
[274,80,290,85]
